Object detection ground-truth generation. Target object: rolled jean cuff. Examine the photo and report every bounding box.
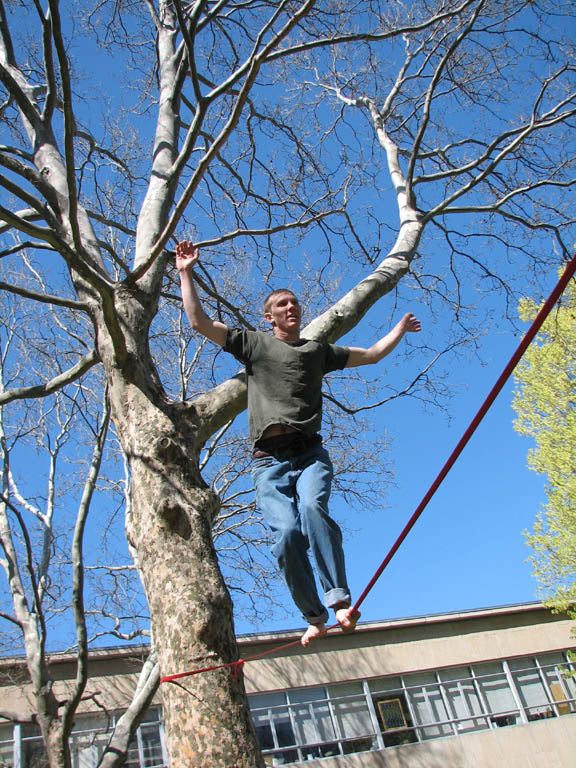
[306,609,329,626]
[324,588,351,610]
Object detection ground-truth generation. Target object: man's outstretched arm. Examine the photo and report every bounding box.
[176,241,228,347]
[345,313,421,368]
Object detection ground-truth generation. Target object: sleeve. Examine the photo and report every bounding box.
[323,342,349,373]
[224,328,259,365]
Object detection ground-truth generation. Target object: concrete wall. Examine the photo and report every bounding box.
[0,649,159,716]
[291,716,576,768]
[241,604,574,693]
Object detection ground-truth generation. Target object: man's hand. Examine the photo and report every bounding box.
[400,313,422,334]
[176,240,228,347]
[176,240,199,273]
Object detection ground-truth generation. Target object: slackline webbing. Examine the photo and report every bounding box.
[161,252,576,686]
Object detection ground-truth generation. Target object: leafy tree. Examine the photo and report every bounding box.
[0,0,575,765]
[513,276,576,626]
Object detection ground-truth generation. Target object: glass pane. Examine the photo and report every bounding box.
[408,685,452,740]
[287,687,326,704]
[539,653,576,707]
[270,749,300,765]
[369,676,402,694]
[374,694,418,747]
[124,738,141,768]
[513,667,551,719]
[341,736,376,755]
[291,700,335,744]
[275,719,297,748]
[299,743,340,760]
[140,707,161,725]
[21,738,49,768]
[539,652,568,664]
[559,672,576,702]
[141,724,164,767]
[287,688,335,749]
[71,730,108,767]
[69,732,98,768]
[444,680,488,734]
[255,723,275,751]
[76,746,97,768]
[541,673,574,716]
[251,693,298,762]
[508,657,536,670]
[70,714,110,734]
[438,666,470,682]
[249,692,286,710]
[331,693,374,738]
[473,663,518,725]
[0,725,14,768]
[330,682,363,696]
[0,738,14,768]
[329,683,377,752]
[252,704,297,755]
[405,672,436,687]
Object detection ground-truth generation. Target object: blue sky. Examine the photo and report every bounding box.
[344,338,544,624]
[3,1,573,654]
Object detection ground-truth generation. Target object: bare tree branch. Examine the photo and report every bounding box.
[62,395,111,736]
[0,350,100,406]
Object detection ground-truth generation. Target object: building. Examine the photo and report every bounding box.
[1,602,574,766]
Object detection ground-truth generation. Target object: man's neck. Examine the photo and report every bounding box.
[273,328,300,343]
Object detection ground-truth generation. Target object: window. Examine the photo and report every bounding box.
[0,724,14,768]
[375,694,418,747]
[288,688,339,760]
[123,708,167,768]
[537,652,576,716]
[20,724,48,768]
[250,692,299,765]
[328,682,377,755]
[406,671,452,740]
[438,667,488,735]
[473,661,520,726]
[509,657,554,720]
[0,709,167,768]
[250,685,379,764]
[329,682,374,744]
[378,697,408,730]
[248,650,575,764]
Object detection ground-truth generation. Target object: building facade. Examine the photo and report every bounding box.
[1,602,575,767]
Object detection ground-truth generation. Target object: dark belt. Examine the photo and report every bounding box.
[252,432,321,461]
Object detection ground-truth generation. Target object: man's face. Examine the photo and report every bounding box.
[265,292,302,335]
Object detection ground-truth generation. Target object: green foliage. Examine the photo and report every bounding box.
[513,274,576,624]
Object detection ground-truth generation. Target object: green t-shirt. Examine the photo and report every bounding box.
[225,328,349,444]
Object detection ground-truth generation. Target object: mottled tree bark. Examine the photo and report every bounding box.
[99,292,264,765]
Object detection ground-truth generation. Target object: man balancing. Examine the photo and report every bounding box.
[176,240,421,646]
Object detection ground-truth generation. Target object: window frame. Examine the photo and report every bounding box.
[248,650,576,765]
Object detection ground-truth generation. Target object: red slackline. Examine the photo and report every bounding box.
[161,253,576,686]
[351,251,576,615]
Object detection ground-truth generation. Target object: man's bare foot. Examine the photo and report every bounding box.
[335,607,360,634]
[301,623,328,647]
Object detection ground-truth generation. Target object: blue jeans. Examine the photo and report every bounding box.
[251,443,350,625]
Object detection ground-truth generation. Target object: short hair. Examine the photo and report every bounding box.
[263,288,298,314]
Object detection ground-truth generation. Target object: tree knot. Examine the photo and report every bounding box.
[157,500,192,540]
[154,436,183,464]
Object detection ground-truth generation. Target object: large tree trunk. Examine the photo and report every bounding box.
[44,725,69,768]
[106,363,263,767]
